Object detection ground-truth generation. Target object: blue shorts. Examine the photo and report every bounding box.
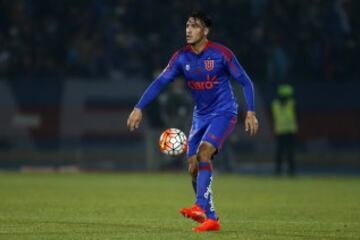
[186,113,237,158]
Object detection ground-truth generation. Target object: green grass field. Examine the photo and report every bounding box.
[0,172,359,240]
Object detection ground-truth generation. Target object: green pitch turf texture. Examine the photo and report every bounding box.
[0,172,359,240]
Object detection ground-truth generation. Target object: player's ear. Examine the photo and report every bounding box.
[204,27,210,36]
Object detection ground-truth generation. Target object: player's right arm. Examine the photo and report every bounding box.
[127,51,182,131]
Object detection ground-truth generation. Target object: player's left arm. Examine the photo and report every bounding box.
[226,52,259,136]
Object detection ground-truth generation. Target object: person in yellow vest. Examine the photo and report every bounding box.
[271,84,298,176]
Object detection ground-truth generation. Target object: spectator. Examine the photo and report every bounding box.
[271,84,298,176]
[0,1,358,81]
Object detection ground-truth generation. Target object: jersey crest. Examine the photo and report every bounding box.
[204,59,214,71]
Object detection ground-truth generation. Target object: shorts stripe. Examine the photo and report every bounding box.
[219,116,237,149]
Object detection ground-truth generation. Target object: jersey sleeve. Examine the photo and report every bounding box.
[224,50,255,111]
[135,51,182,109]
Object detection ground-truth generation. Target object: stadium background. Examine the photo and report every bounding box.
[0,0,359,174]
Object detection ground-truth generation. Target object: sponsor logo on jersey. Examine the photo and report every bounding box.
[185,64,190,71]
[204,59,214,71]
[187,75,219,90]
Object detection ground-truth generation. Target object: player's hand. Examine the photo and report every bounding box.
[127,108,143,131]
[245,111,259,136]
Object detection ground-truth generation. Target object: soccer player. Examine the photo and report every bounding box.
[127,11,258,232]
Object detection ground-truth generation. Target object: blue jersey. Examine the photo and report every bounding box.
[135,41,255,116]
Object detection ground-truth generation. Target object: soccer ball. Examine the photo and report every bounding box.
[159,128,187,156]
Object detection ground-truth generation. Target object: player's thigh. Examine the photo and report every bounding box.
[202,113,237,153]
[186,118,208,159]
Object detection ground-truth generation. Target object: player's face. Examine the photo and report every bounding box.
[186,17,209,45]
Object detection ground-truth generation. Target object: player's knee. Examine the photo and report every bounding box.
[188,163,197,174]
[197,142,216,162]
[197,151,211,162]
[187,156,198,176]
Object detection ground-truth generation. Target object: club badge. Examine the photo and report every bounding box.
[204,59,214,71]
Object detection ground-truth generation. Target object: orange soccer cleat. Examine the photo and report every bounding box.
[179,204,206,223]
[192,218,221,232]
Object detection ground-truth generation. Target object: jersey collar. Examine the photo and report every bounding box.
[189,40,211,55]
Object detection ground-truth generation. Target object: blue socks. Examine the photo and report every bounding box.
[196,162,217,220]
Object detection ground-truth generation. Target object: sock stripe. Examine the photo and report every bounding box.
[198,162,213,171]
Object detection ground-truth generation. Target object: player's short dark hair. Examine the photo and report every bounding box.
[189,11,212,28]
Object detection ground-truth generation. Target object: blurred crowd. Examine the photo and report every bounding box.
[0,0,358,81]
